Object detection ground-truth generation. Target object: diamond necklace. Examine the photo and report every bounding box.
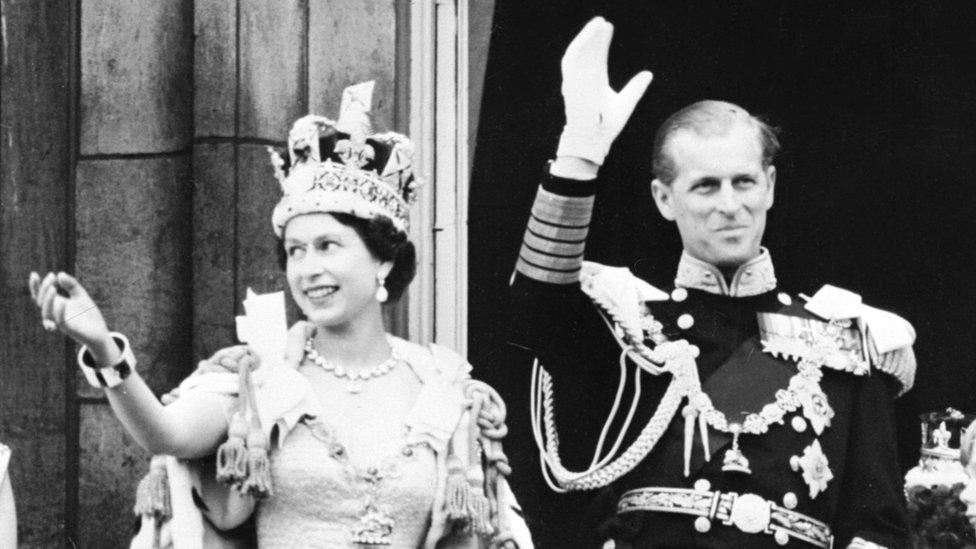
[304,337,400,394]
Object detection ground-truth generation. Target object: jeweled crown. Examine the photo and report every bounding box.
[903,407,976,489]
[269,81,420,236]
[920,408,975,461]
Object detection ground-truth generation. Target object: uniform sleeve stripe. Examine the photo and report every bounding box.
[526,224,589,244]
[523,232,586,257]
[516,254,582,274]
[526,217,589,241]
[515,259,581,284]
[519,247,583,272]
[533,201,595,222]
[526,226,587,244]
[514,184,594,284]
[517,254,582,273]
[522,242,584,259]
[530,213,590,230]
[535,188,596,217]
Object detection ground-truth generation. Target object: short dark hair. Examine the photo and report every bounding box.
[276,213,417,302]
[652,100,780,185]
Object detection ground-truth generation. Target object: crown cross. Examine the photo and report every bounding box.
[269,81,421,236]
[932,421,952,448]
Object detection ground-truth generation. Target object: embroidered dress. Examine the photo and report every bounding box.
[132,336,533,549]
[257,420,438,548]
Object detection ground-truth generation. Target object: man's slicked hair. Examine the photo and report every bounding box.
[652,100,780,185]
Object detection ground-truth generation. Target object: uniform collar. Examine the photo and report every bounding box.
[674,248,777,297]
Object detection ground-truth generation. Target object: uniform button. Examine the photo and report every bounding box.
[791,416,807,433]
[693,478,711,492]
[677,314,695,330]
[671,287,688,302]
[778,292,793,306]
[775,530,790,545]
[782,492,798,509]
[688,344,701,358]
[694,517,711,533]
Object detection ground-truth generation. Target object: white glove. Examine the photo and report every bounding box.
[557,17,653,166]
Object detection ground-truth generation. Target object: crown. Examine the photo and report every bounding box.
[904,408,976,488]
[269,81,420,236]
[920,408,975,461]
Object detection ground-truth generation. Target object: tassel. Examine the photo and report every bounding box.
[241,429,273,498]
[133,455,171,520]
[682,404,696,477]
[465,463,494,537]
[216,412,249,485]
[445,455,470,522]
[467,485,494,537]
[699,412,711,462]
[152,516,163,549]
[235,352,273,498]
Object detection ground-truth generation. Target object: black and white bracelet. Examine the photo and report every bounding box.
[76,332,136,388]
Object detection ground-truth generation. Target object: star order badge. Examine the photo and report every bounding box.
[792,376,834,435]
[790,440,833,499]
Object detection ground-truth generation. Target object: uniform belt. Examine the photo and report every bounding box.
[617,487,833,549]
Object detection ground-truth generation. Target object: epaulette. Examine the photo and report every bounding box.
[804,284,917,394]
[579,261,668,348]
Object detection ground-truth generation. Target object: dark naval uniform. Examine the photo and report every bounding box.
[510,173,915,548]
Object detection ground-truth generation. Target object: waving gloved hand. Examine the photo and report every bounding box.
[556,17,653,166]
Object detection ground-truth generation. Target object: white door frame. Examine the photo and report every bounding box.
[408,0,469,354]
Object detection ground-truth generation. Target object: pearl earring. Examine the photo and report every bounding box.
[375,274,388,303]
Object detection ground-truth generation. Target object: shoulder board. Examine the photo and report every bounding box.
[579,261,668,346]
[802,284,863,320]
[803,284,915,351]
[803,284,916,394]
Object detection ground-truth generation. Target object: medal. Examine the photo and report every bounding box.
[721,424,752,474]
[789,440,833,499]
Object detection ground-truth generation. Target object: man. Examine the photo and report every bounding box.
[511,17,916,548]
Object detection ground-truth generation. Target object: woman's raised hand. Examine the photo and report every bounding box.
[28,272,114,358]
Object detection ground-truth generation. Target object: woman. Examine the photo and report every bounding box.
[30,82,530,548]
[960,420,976,531]
[0,442,15,548]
